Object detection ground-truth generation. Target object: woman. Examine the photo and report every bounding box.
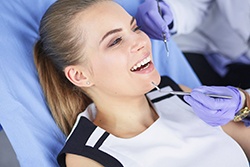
[34,0,249,166]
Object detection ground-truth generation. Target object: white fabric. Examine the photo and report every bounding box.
[167,0,250,60]
[85,127,106,147]
[76,87,248,167]
[165,0,211,34]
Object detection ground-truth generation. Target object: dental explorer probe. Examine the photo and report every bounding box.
[151,82,232,99]
[156,0,169,57]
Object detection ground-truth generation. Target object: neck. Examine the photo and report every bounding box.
[93,95,158,138]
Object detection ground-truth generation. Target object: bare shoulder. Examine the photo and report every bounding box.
[66,153,104,167]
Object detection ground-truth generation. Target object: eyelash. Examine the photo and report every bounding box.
[108,26,141,47]
[109,37,122,47]
[133,26,141,32]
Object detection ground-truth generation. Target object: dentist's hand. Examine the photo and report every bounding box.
[135,0,173,40]
[184,86,244,126]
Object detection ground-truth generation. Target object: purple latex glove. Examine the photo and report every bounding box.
[184,86,244,126]
[135,0,173,40]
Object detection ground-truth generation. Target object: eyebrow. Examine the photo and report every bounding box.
[99,17,135,44]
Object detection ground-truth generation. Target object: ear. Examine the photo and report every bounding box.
[64,65,93,87]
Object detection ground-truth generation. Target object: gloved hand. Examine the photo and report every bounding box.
[184,86,244,126]
[135,0,173,40]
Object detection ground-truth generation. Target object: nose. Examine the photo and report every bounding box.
[130,33,147,53]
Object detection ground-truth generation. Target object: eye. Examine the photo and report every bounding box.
[133,26,141,32]
[108,37,122,47]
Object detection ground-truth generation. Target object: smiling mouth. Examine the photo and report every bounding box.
[130,57,151,72]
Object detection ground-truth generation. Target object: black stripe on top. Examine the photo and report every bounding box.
[150,76,186,103]
[57,117,123,167]
[94,132,109,149]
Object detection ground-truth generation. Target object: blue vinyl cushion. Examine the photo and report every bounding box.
[0,0,65,166]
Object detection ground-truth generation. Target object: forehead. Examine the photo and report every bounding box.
[83,1,130,21]
[76,1,131,37]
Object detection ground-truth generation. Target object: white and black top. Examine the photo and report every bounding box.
[57,76,248,167]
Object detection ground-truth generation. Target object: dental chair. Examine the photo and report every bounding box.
[0,0,65,166]
[0,0,200,166]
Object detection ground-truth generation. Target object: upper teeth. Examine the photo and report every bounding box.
[131,57,151,71]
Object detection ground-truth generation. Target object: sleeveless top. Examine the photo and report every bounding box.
[57,76,248,167]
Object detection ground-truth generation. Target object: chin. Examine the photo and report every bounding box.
[151,70,161,85]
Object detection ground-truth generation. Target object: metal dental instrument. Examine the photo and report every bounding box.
[157,0,169,57]
[151,82,232,99]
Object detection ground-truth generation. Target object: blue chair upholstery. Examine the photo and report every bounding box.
[0,0,65,166]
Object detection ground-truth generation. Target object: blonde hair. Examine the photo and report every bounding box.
[34,0,109,135]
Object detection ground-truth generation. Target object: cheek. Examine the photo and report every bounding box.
[91,54,127,77]
[143,33,152,49]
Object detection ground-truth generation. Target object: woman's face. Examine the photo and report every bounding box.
[78,1,160,97]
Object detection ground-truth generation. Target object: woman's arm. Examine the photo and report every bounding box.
[66,153,103,167]
[222,88,250,160]
[222,121,250,160]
